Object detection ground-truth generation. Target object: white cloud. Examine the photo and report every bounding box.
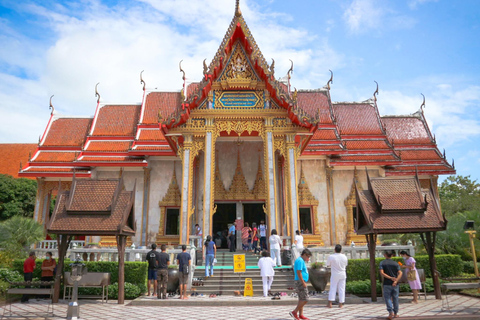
[408,0,439,10]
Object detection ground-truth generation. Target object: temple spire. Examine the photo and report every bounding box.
[235,0,242,17]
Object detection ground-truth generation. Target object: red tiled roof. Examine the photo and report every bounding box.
[92,105,141,136]
[85,141,132,152]
[137,128,166,141]
[144,92,181,124]
[370,178,424,211]
[399,150,441,160]
[33,151,77,162]
[356,186,444,233]
[312,129,338,140]
[333,154,397,161]
[187,82,201,101]
[22,168,89,173]
[43,118,92,147]
[344,140,390,150]
[297,91,333,124]
[78,156,144,162]
[132,146,172,151]
[333,103,383,135]
[48,179,135,235]
[0,143,37,178]
[382,116,432,145]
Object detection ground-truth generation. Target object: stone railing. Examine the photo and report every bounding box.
[307,245,415,264]
[36,240,85,250]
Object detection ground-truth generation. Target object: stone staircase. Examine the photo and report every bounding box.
[191,250,295,296]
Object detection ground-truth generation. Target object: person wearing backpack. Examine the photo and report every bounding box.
[146,243,161,297]
[176,245,191,300]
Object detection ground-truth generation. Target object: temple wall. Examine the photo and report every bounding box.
[148,160,182,243]
[332,170,354,245]
[299,160,330,245]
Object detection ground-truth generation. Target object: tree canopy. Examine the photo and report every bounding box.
[0,174,37,221]
[438,175,480,217]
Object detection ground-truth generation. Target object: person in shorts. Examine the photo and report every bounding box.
[146,243,161,296]
[290,249,312,320]
[156,244,170,299]
[176,245,191,300]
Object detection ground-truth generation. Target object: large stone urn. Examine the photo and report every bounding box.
[167,267,180,293]
[308,264,331,292]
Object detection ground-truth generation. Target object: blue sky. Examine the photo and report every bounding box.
[0,0,479,181]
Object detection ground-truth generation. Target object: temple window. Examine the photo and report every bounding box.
[299,207,313,234]
[165,208,180,235]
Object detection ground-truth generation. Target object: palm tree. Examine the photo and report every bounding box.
[0,216,44,254]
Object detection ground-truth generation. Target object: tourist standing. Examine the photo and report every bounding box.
[40,251,56,283]
[146,243,161,296]
[257,250,276,297]
[177,245,191,300]
[326,244,348,308]
[259,220,267,250]
[290,249,312,320]
[294,230,304,251]
[21,251,36,303]
[269,229,282,267]
[156,244,170,299]
[379,250,403,320]
[251,222,259,254]
[400,250,421,304]
[228,221,236,252]
[241,222,252,251]
[203,235,216,277]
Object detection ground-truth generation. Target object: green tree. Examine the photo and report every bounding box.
[0,174,37,220]
[0,216,44,254]
[439,175,480,217]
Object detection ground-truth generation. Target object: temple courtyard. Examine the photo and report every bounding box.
[1,293,479,319]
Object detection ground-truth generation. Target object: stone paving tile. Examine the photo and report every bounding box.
[0,295,479,320]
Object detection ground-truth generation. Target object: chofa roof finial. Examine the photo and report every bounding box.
[235,0,242,17]
[373,81,379,102]
[140,70,146,91]
[95,83,101,103]
[49,95,55,115]
[327,70,333,90]
[179,60,186,101]
[420,93,425,110]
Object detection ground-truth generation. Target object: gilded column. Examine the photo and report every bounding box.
[203,118,215,239]
[264,117,277,231]
[286,134,300,242]
[180,134,194,245]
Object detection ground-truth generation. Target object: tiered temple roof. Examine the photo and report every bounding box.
[19,2,454,179]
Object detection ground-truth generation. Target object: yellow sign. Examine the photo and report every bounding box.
[233,254,245,273]
[244,278,253,296]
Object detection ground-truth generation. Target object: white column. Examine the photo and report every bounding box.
[288,147,299,233]
[180,148,191,245]
[203,130,213,238]
[266,130,277,230]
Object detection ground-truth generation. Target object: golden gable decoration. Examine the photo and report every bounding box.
[157,168,182,241]
[219,44,258,90]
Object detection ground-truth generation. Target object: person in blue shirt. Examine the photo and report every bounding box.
[228,222,236,252]
[290,249,312,320]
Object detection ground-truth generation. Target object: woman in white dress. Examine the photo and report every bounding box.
[269,229,282,267]
[294,230,304,250]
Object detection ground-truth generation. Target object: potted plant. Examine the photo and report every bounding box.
[308,261,331,292]
[167,265,180,293]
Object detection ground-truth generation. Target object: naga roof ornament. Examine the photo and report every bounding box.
[140,70,146,91]
[49,95,55,115]
[95,83,101,104]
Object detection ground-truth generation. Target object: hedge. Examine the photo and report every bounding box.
[345,254,463,281]
[12,260,148,293]
[345,278,436,295]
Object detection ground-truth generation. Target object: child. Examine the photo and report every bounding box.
[257,250,276,297]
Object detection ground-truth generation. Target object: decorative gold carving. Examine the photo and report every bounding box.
[298,167,319,206]
[214,153,266,200]
[159,169,182,207]
[219,44,258,90]
[273,136,286,158]
[213,120,264,138]
[345,168,366,245]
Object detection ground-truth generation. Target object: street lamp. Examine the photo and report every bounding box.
[464,220,479,277]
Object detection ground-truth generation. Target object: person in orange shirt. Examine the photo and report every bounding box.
[41,252,56,282]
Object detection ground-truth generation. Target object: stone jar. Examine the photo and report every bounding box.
[167,268,180,293]
[308,266,331,292]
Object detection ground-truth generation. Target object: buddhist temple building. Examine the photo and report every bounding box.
[19,1,455,248]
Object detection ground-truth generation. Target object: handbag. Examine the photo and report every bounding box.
[213,258,217,265]
[407,269,416,281]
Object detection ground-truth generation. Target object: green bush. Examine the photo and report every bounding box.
[0,279,9,295]
[12,260,148,293]
[462,261,476,274]
[0,268,23,282]
[346,278,436,295]
[107,282,142,299]
[345,254,462,281]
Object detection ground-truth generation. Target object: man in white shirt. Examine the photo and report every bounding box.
[326,244,348,308]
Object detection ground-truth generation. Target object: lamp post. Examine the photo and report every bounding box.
[67,256,87,320]
[464,220,479,277]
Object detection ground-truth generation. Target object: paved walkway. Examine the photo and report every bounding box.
[1,294,479,319]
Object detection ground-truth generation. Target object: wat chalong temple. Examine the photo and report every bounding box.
[19,1,455,248]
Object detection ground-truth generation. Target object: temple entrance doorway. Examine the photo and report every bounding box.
[212,203,236,249]
[243,203,266,231]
